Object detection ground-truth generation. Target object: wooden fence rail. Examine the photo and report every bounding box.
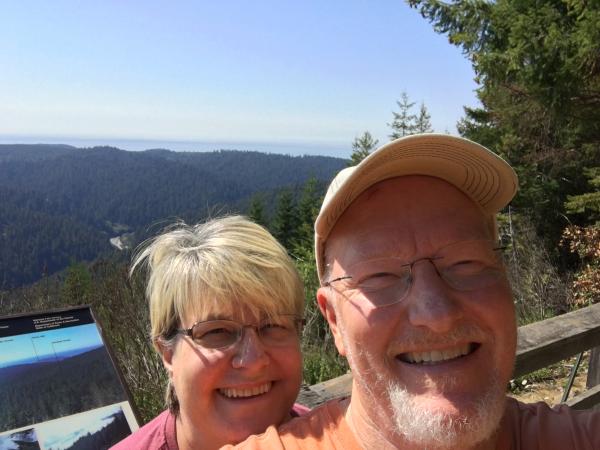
[298,302,600,409]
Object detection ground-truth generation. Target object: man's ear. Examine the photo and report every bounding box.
[317,287,347,356]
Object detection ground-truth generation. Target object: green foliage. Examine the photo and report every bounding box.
[256,176,349,385]
[349,131,379,166]
[497,213,569,325]
[409,0,600,264]
[272,189,299,250]
[294,242,346,385]
[287,178,348,384]
[388,92,434,139]
[389,91,418,139]
[302,345,349,386]
[408,0,600,116]
[415,103,433,133]
[61,261,92,305]
[508,360,572,394]
[88,261,167,422]
[248,193,269,227]
[564,167,600,219]
[296,178,321,233]
[0,145,346,289]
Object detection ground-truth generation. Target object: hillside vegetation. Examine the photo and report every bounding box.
[0,145,345,288]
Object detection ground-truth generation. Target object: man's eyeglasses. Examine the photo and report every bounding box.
[323,239,506,309]
[176,314,305,350]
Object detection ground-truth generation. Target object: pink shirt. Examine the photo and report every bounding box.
[110,410,176,450]
[110,404,310,450]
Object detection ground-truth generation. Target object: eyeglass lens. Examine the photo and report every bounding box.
[190,315,301,349]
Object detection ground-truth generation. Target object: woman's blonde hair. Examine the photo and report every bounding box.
[131,215,304,412]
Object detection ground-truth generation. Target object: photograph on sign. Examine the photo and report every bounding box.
[35,404,132,450]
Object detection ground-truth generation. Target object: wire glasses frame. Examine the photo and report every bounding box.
[323,239,507,309]
[175,314,305,350]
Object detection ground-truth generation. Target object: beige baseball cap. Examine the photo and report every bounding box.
[314,133,518,281]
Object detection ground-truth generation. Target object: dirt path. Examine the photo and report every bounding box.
[509,351,590,406]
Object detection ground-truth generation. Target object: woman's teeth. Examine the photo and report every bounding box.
[219,382,272,398]
[401,343,473,364]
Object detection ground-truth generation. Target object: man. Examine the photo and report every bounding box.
[230,134,599,449]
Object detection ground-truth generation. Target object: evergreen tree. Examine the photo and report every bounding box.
[292,177,321,302]
[61,261,92,304]
[415,103,433,133]
[564,168,600,221]
[288,177,349,384]
[248,193,268,227]
[271,189,298,250]
[409,0,600,254]
[296,177,321,238]
[388,92,417,139]
[349,131,379,166]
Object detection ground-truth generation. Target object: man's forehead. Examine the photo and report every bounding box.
[329,228,415,261]
[325,176,493,262]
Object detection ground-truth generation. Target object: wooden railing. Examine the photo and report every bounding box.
[298,302,600,409]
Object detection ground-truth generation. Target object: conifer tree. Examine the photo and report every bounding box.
[271,189,298,250]
[388,92,417,139]
[349,131,379,166]
[296,177,321,239]
[61,262,92,304]
[248,193,268,227]
[289,177,349,384]
[415,102,433,133]
[409,0,600,248]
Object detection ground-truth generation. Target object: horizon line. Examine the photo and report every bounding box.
[0,134,352,157]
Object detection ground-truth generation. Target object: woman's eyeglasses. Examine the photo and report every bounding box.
[176,314,305,350]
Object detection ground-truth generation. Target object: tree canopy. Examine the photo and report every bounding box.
[409,0,600,305]
[409,0,600,242]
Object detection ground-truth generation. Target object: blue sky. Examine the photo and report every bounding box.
[0,323,103,367]
[1,1,478,157]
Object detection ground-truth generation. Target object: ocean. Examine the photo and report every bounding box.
[0,135,350,159]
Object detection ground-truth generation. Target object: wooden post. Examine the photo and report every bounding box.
[587,346,600,389]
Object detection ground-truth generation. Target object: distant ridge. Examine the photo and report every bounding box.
[0,143,78,162]
[0,144,347,288]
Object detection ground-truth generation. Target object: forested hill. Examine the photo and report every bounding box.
[0,144,346,289]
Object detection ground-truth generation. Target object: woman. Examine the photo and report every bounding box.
[112,216,307,450]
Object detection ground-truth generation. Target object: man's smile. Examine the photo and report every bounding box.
[398,343,480,365]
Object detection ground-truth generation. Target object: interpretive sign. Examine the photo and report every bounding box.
[0,306,139,450]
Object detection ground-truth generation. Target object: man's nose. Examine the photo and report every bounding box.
[405,260,464,332]
[231,327,270,370]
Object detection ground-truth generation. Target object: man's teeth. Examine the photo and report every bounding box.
[403,344,472,364]
[219,382,272,398]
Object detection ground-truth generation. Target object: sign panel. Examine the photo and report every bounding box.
[0,306,139,449]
